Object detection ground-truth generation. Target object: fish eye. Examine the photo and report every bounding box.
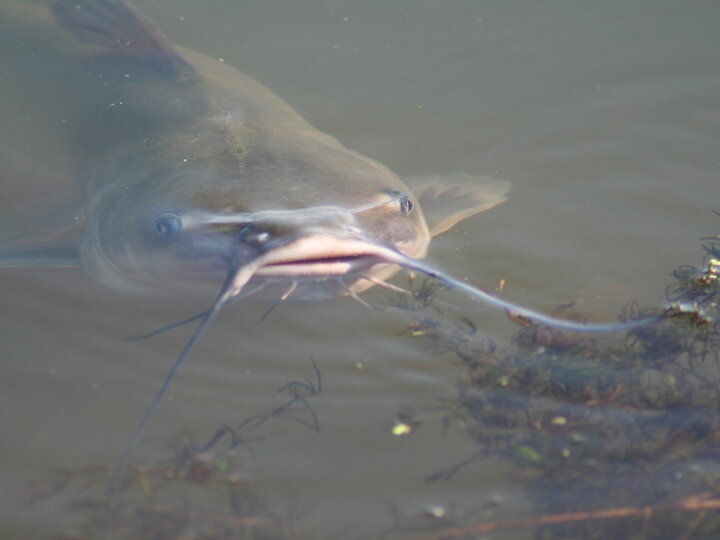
[399,195,414,216]
[238,223,271,246]
[154,213,182,237]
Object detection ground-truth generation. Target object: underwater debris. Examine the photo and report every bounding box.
[395,281,496,362]
[18,229,720,539]
[415,493,720,540]
[18,365,322,540]
[390,406,422,437]
[401,228,720,539]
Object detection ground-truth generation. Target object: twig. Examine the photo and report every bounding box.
[418,493,720,540]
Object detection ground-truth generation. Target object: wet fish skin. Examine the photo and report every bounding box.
[0,0,508,301]
[40,0,428,297]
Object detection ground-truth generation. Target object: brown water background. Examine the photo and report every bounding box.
[1,1,718,537]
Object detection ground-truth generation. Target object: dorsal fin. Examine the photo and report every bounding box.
[52,0,194,78]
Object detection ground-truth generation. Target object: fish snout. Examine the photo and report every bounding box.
[234,206,363,251]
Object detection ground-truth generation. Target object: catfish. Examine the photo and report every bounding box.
[0,0,659,482]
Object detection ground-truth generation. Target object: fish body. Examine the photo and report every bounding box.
[0,0,513,475]
[1,1,664,478]
[0,0,508,301]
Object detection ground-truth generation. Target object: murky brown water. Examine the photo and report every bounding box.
[1,1,719,538]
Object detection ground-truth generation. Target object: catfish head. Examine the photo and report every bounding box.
[44,0,503,303]
[80,141,432,301]
[8,0,655,487]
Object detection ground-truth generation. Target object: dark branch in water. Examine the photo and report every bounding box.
[416,495,720,540]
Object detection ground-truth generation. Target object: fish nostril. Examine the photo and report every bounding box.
[238,224,271,246]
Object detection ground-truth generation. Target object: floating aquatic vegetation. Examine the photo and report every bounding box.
[18,234,720,539]
[401,232,720,539]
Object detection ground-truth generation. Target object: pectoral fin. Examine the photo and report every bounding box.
[404,173,510,236]
[0,246,80,268]
[0,202,84,268]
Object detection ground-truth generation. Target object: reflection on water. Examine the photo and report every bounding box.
[2,0,720,539]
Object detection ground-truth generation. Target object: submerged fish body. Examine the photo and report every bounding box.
[1,1,666,478]
[0,0,511,474]
[60,8,427,299]
[77,41,446,298]
[0,0,508,301]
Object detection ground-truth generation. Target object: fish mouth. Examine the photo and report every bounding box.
[257,255,379,277]
[251,234,392,279]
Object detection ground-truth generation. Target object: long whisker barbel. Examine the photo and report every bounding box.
[359,274,413,296]
[126,282,272,341]
[386,253,664,332]
[108,259,262,492]
[111,239,662,491]
[258,281,297,323]
[126,311,208,340]
[338,239,665,332]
